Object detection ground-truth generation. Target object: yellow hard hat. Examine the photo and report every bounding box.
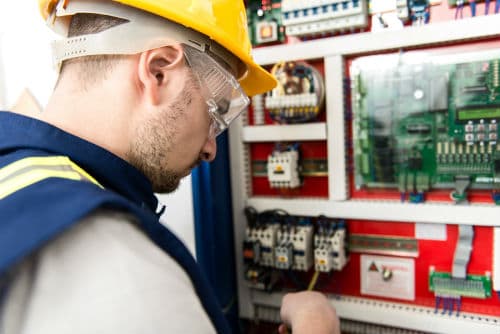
[38,0,277,96]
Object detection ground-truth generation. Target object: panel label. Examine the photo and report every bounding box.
[415,223,447,241]
[360,255,415,301]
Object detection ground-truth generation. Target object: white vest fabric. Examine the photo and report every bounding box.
[0,209,216,334]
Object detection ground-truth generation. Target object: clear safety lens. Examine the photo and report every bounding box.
[184,45,250,137]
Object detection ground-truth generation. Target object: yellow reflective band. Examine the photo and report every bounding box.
[0,156,103,200]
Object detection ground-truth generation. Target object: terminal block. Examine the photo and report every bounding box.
[281,0,368,37]
[369,0,408,31]
[265,92,318,110]
[409,0,430,25]
[314,222,348,272]
[275,240,294,269]
[245,224,279,267]
[369,0,410,21]
[245,265,277,291]
[267,149,301,188]
[266,61,325,124]
[243,239,260,265]
[429,269,492,315]
[276,224,314,271]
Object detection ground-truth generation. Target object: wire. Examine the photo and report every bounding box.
[307,271,320,291]
[244,206,259,227]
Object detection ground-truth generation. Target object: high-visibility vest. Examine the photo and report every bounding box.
[0,155,230,334]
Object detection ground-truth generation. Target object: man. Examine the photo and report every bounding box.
[0,0,339,333]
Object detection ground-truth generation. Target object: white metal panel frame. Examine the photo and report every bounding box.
[325,54,348,200]
[242,123,327,142]
[229,116,257,318]
[0,33,6,109]
[246,197,500,226]
[494,228,500,291]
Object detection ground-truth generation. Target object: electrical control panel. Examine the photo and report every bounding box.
[231,4,500,333]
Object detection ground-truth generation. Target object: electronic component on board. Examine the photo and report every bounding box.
[243,207,281,290]
[369,0,406,31]
[266,61,325,124]
[430,270,492,314]
[314,219,348,272]
[247,0,285,46]
[276,222,314,271]
[281,0,368,37]
[409,0,430,25]
[267,144,301,188]
[429,225,491,315]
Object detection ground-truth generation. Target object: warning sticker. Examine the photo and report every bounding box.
[360,255,415,301]
[368,261,379,272]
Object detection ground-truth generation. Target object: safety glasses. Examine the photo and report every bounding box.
[183,45,250,138]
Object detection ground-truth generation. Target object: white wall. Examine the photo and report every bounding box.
[0,2,57,108]
[0,2,196,255]
[0,33,5,109]
[157,178,196,256]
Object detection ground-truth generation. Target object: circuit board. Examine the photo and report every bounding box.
[352,51,500,200]
[246,0,285,46]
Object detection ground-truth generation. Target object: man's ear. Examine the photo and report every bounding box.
[137,44,185,105]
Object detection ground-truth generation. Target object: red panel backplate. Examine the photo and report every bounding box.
[250,141,329,198]
[321,221,500,316]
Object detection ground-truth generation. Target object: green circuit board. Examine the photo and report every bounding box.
[247,0,285,46]
[429,271,492,298]
[351,52,500,198]
[447,0,484,6]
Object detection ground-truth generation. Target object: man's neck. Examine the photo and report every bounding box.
[41,78,134,161]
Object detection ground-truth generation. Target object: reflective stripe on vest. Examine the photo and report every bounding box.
[0,156,103,200]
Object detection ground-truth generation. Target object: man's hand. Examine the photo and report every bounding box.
[279,291,340,334]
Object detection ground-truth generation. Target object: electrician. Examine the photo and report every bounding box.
[0,1,340,333]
